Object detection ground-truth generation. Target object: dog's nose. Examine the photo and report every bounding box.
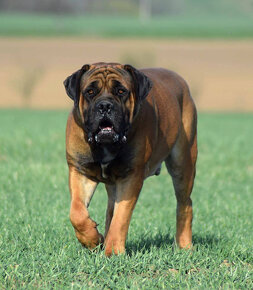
[96,100,114,115]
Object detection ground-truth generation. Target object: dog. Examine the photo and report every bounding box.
[63,62,197,256]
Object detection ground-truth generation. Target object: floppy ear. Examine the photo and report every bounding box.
[124,64,152,101]
[63,64,90,107]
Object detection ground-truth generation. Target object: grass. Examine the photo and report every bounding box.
[0,110,252,288]
[1,13,253,38]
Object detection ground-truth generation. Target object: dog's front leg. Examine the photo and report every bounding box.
[68,166,103,249]
[104,172,144,256]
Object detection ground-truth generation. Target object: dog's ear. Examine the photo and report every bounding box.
[124,64,152,101]
[63,64,90,107]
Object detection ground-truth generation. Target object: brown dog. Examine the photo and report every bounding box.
[64,62,197,256]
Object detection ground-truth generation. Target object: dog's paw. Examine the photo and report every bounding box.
[104,236,125,257]
[75,225,104,250]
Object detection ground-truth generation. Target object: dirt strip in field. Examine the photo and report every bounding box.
[0,37,253,111]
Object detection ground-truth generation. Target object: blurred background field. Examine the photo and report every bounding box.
[0,0,253,111]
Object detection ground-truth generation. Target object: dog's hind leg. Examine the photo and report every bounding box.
[165,107,197,249]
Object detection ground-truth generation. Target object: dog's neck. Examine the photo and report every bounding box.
[90,143,121,165]
[100,146,117,164]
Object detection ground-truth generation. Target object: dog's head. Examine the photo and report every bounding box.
[64,62,152,145]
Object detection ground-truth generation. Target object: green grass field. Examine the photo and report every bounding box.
[0,110,252,288]
[1,13,253,38]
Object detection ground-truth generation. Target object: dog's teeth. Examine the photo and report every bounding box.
[101,127,113,133]
[88,137,93,143]
[95,135,98,142]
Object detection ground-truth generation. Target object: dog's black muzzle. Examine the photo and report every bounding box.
[87,98,127,145]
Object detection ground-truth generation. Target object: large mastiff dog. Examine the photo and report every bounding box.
[64,62,197,256]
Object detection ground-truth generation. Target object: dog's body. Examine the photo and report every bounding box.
[64,63,197,256]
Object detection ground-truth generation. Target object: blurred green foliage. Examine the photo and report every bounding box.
[1,0,253,38]
[1,0,253,17]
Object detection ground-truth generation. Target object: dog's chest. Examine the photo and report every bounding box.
[101,163,109,179]
[75,146,134,183]
[76,160,132,184]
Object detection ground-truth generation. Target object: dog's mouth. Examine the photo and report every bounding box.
[87,119,128,145]
[94,119,119,144]
[98,120,115,134]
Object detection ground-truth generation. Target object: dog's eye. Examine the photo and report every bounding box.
[84,88,96,97]
[116,88,127,96]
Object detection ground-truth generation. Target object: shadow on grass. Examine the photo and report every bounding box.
[126,232,222,255]
[193,234,221,247]
[127,232,174,255]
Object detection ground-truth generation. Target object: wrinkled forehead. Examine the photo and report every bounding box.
[81,64,132,89]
